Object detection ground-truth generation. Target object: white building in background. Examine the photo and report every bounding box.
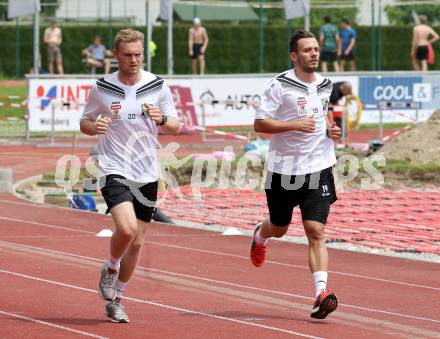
[56,0,161,25]
[55,0,258,24]
[357,0,394,26]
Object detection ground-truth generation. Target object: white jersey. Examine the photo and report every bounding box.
[255,69,336,176]
[82,70,178,182]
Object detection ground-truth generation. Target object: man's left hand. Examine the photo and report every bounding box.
[327,122,341,139]
[145,104,163,125]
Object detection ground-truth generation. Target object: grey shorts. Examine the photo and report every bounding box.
[48,45,62,63]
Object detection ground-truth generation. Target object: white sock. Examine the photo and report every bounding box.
[107,255,121,271]
[255,228,268,245]
[115,280,127,299]
[312,271,328,297]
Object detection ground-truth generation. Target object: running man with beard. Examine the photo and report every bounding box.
[250,30,341,320]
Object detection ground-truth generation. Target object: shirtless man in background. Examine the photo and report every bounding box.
[188,17,209,75]
[44,19,64,74]
[411,15,439,71]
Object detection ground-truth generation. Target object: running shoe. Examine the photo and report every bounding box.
[98,262,118,301]
[250,221,267,267]
[310,289,338,319]
[106,298,130,323]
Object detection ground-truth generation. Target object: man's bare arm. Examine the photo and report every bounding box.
[411,27,418,55]
[161,117,180,135]
[80,118,111,136]
[202,28,209,52]
[429,27,440,44]
[335,33,341,55]
[43,30,50,44]
[346,37,356,54]
[188,30,193,55]
[254,117,315,134]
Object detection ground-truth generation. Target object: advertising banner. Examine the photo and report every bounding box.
[359,75,436,123]
[27,72,437,131]
[28,79,94,132]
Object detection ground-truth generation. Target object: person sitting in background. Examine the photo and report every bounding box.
[82,35,111,74]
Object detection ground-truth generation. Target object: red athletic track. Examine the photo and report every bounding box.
[158,186,440,255]
[9,127,396,158]
[0,194,440,338]
[0,128,391,182]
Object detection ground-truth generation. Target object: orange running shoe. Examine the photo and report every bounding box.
[310,289,338,319]
[250,221,267,267]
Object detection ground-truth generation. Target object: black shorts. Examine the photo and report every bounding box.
[191,43,203,59]
[100,174,158,222]
[264,167,337,227]
[321,51,337,62]
[340,50,355,61]
[416,45,428,60]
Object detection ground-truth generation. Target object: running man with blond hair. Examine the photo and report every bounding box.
[81,28,180,323]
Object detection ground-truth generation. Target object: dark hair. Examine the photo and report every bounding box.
[341,18,349,25]
[289,30,316,52]
[324,15,331,23]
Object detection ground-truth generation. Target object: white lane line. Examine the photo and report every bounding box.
[145,268,440,324]
[146,241,440,292]
[0,310,108,339]
[0,216,96,235]
[1,215,439,291]
[0,199,51,209]
[1,240,439,324]
[0,269,322,339]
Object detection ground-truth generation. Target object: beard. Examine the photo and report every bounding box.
[299,61,318,73]
[303,66,317,73]
[298,58,318,73]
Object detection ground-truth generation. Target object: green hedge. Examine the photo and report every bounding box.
[0,24,439,77]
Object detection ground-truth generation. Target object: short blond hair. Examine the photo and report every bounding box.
[114,29,144,49]
[419,15,428,24]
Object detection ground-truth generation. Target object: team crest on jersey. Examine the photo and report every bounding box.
[110,101,122,120]
[297,97,307,109]
[111,101,121,114]
[297,97,308,115]
[321,98,329,111]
